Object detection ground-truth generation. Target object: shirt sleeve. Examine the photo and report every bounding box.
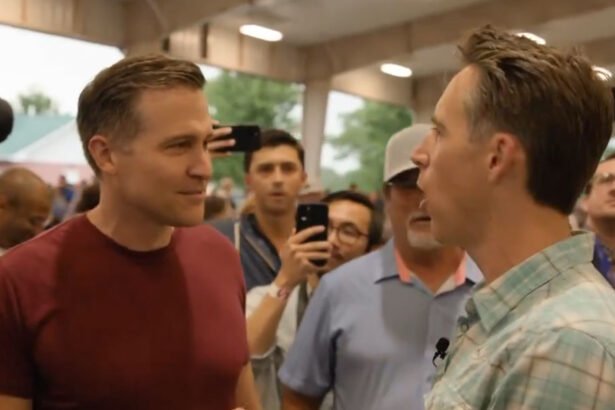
[278,277,337,398]
[0,265,34,397]
[489,328,615,409]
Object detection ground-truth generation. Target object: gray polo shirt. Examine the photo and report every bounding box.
[278,240,482,410]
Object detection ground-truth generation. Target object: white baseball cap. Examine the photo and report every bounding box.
[383,124,431,182]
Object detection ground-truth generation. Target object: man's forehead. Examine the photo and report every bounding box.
[329,200,371,221]
[251,145,301,165]
[597,158,615,173]
[436,66,479,116]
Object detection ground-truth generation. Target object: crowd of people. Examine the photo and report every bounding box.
[0,24,614,410]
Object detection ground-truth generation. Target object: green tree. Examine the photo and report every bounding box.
[206,71,301,184]
[328,100,413,192]
[320,166,350,192]
[18,90,58,114]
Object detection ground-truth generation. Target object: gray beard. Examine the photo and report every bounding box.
[406,230,442,251]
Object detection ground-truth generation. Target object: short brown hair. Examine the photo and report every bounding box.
[243,129,305,173]
[77,54,206,174]
[459,25,614,214]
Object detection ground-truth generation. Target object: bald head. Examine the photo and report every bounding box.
[0,167,49,202]
[0,167,52,250]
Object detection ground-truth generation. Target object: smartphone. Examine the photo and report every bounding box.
[295,203,329,267]
[212,125,262,153]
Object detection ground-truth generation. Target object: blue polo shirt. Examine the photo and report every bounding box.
[279,240,482,410]
[593,236,615,287]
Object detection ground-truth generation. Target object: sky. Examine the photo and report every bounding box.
[0,24,361,172]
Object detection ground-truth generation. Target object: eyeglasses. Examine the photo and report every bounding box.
[329,222,368,246]
[591,172,615,187]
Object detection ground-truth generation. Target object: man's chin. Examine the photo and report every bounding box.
[406,231,443,251]
[263,202,293,216]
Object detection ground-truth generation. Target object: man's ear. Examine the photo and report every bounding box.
[486,132,524,183]
[88,135,118,176]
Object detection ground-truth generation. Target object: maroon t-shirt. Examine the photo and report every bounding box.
[0,215,248,409]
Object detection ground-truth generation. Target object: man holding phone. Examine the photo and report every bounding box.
[246,190,382,410]
[212,129,309,290]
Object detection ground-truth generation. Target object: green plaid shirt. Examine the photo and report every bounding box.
[426,233,615,409]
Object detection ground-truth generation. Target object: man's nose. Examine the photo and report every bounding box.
[189,147,213,180]
[411,140,430,171]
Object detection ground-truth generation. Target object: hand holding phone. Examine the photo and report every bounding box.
[210,124,262,153]
[208,125,234,158]
[277,226,331,289]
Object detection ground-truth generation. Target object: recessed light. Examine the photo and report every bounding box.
[516,32,546,45]
[593,66,613,81]
[380,63,413,78]
[239,24,283,42]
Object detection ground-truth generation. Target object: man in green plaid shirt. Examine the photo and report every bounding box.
[411,25,615,409]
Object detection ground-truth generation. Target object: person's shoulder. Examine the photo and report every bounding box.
[179,223,237,254]
[323,246,386,285]
[522,268,615,345]
[208,217,239,239]
[317,246,388,303]
[1,218,80,269]
[0,217,84,285]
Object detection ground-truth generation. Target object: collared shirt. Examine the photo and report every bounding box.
[427,233,615,410]
[246,285,301,410]
[593,235,615,287]
[211,214,281,290]
[246,283,333,410]
[279,240,481,410]
[395,248,467,293]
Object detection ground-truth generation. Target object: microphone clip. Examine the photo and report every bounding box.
[432,337,450,367]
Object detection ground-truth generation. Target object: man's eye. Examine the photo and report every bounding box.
[170,141,191,149]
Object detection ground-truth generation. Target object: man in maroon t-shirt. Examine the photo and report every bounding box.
[0,55,260,410]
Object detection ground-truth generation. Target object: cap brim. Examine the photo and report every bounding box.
[384,163,419,182]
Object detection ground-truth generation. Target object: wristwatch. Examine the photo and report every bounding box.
[268,282,292,301]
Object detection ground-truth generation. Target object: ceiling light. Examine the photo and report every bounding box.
[380,63,413,78]
[593,66,613,81]
[516,32,546,45]
[239,24,283,42]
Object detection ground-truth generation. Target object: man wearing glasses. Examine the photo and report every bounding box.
[279,124,482,410]
[245,189,382,410]
[583,153,615,287]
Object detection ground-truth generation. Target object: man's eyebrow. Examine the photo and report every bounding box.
[431,115,446,131]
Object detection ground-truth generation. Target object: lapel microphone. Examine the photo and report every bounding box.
[432,337,450,366]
